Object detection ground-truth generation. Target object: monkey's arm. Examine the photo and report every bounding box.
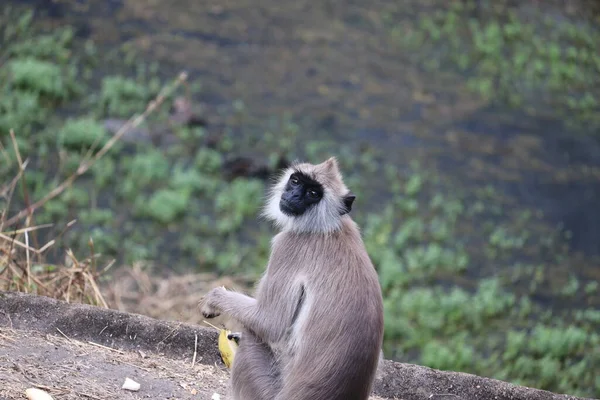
[201,285,301,343]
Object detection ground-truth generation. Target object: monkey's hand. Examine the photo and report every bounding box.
[200,286,228,318]
[200,287,267,339]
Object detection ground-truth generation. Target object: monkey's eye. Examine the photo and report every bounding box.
[307,189,320,198]
[290,177,300,185]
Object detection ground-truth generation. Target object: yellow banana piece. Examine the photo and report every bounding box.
[218,329,238,368]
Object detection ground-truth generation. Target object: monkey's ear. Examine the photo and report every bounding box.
[341,192,356,215]
[325,156,338,165]
[323,157,339,172]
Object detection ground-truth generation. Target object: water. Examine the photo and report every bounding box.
[8,0,600,294]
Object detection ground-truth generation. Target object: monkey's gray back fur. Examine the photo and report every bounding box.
[230,217,384,400]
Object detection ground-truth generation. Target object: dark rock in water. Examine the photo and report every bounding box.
[103,119,153,144]
[102,98,209,148]
[274,154,290,170]
[222,154,290,181]
[204,131,224,149]
[16,0,65,18]
[103,119,181,147]
[169,96,208,128]
[222,156,268,180]
[186,115,209,128]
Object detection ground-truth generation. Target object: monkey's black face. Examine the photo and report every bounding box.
[280,172,324,216]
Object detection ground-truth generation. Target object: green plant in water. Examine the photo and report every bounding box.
[391,3,600,131]
[371,160,599,397]
[2,5,599,397]
[421,334,476,372]
[194,148,224,174]
[119,150,171,200]
[58,117,108,151]
[8,58,80,101]
[214,178,265,234]
[0,91,45,138]
[98,75,158,118]
[0,7,87,145]
[141,189,191,224]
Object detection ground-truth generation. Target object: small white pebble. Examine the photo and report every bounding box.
[122,377,141,391]
[25,388,54,400]
[211,393,221,400]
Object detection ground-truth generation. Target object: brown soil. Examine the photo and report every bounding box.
[0,291,394,400]
[0,329,391,400]
[0,328,229,400]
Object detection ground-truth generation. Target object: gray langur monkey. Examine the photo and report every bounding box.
[201,157,384,400]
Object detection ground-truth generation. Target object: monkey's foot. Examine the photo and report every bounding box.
[202,311,221,318]
[227,332,242,344]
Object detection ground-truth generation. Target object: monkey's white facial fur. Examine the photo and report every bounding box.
[263,157,355,234]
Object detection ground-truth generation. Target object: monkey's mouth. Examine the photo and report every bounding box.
[279,199,300,216]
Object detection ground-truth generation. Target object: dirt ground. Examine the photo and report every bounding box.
[0,328,394,400]
[0,291,395,400]
[0,291,594,400]
[0,328,230,400]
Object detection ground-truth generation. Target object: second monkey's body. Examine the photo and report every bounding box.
[202,158,384,400]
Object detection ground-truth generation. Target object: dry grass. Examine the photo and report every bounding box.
[102,262,251,327]
[0,230,110,307]
[0,72,189,308]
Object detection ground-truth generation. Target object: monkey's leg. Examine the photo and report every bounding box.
[230,330,281,400]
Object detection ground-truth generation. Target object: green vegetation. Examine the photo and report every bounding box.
[388,1,600,131]
[1,4,599,398]
[59,118,108,150]
[371,162,599,396]
[99,75,160,117]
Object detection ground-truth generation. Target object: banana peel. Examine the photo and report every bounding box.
[218,329,238,368]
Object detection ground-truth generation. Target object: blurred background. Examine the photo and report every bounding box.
[1,0,599,397]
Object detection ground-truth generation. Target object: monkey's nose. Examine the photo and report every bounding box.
[282,192,299,202]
